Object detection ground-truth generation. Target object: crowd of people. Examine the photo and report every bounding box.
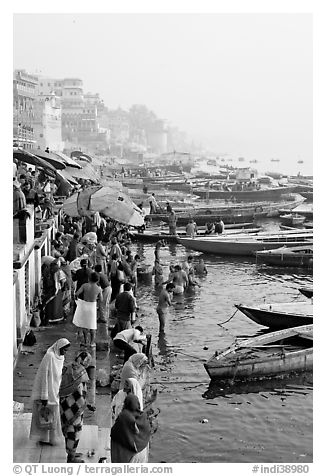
[29,337,151,463]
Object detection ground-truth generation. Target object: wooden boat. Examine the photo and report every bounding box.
[146,195,305,225]
[235,302,313,329]
[178,230,313,256]
[130,226,262,244]
[299,287,313,299]
[204,325,313,381]
[255,245,313,268]
[191,185,298,201]
[280,214,306,226]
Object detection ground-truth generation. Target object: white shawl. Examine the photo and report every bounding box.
[31,338,70,405]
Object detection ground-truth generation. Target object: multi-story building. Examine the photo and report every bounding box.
[13,69,38,149]
[33,93,64,151]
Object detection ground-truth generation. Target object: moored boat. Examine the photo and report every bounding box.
[255,245,313,268]
[204,324,313,381]
[130,226,262,244]
[146,195,305,225]
[178,230,313,256]
[234,301,313,329]
[280,214,306,227]
[192,185,298,201]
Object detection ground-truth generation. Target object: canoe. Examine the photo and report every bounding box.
[235,302,313,329]
[255,245,313,268]
[204,324,313,381]
[299,287,313,299]
[178,231,313,256]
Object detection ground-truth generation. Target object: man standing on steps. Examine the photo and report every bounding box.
[73,272,103,347]
[94,264,112,323]
[114,282,136,333]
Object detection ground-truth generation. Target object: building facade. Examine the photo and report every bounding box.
[33,93,64,151]
[13,69,38,149]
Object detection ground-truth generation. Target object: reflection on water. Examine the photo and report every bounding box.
[203,372,313,399]
[130,238,313,463]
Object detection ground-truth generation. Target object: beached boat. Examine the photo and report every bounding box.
[178,230,313,256]
[235,302,313,329]
[255,245,313,268]
[299,287,313,299]
[204,324,313,381]
[280,214,306,227]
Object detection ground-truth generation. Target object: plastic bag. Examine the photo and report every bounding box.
[96,368,110,387]
[37,404,54,430]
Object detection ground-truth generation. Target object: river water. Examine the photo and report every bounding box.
[130,220,313,463]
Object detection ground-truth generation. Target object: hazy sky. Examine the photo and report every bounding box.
[13,13,312,168]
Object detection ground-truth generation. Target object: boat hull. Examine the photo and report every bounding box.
[235,304,313,329]
[178,236,313,256]
[256,247,313,268]
[204,348,313,380]
[192,186,298,201]
[204,325,313,381]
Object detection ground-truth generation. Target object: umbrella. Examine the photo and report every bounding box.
[13,147,57,178]
[62,185,144,227]
[53,151,82,169]
[30,148,66,170]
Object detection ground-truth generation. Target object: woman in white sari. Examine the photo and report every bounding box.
[29,338,70,446]
[111,378,143,426]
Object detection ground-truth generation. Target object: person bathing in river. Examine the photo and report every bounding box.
[172,264,188,294]
[182,255,194,277]
[153,259,164,287]
[157,283,175,332]
[194,257,208,275]
[154,239,165,262]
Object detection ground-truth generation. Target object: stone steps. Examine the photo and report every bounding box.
[13,413,111,463]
